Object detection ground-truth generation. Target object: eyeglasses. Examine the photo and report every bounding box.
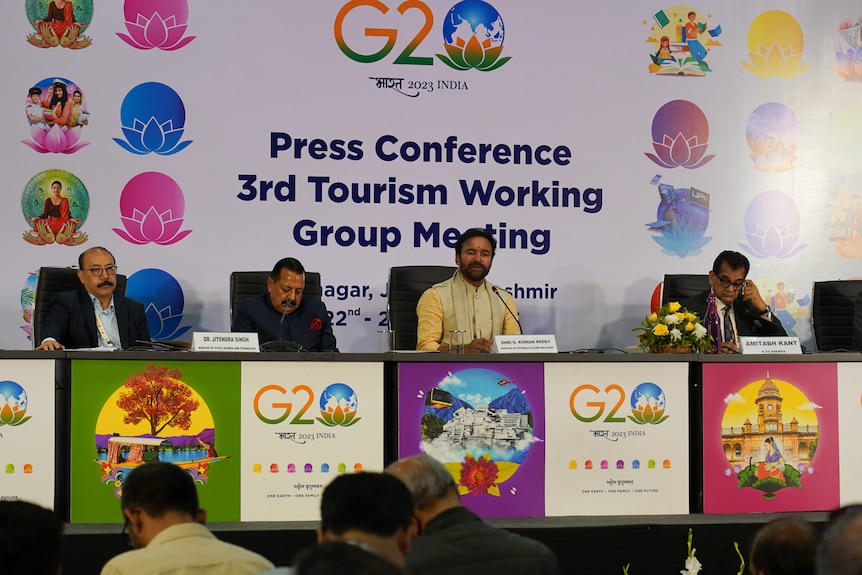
[84,265,117,277]
[717,276,745,290]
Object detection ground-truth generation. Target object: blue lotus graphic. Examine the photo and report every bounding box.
[125,268,191,340]
[113,82,192,155]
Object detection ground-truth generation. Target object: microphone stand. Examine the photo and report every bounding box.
[492,286,522,335]
[261,298,303,352]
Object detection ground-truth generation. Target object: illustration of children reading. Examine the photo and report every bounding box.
[656,36,674,62]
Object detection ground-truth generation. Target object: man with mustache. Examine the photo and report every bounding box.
[37,246,150,350]
[416,228,520,352]
[680,250,786,354]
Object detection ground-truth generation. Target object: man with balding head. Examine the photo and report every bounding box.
[386,454,559,575]
[37,246,150,350]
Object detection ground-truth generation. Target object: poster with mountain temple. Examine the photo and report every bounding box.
[397,362,545,518]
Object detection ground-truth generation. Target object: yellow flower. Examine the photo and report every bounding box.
[653,324,669,336]
[648,313,658,322]
[667,302,681,313]
[685,322,695,332]
[685,313,696,322]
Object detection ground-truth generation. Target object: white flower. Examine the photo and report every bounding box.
[693,323,707,339]
[681,556,702,575]
[670,328,682,342]
[665,313,681,325]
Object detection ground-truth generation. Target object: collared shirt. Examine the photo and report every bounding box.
[100,522,274,575]
[90,293,121,348]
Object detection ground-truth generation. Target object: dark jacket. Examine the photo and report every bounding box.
[681,290,787,337]
[231,293,338,352]
[41,289,151,349]
[407,506,560,575]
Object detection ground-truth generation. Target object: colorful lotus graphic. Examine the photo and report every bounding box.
[317,383,361,427]
[117,0,196,51]
[739,191,806,259]
[834,17,862,81]
[437,0,510,71]
[628,382,669,424]
[0,381,31,426]
[22,124,89,154]
[21,169,90,246]
[742,11,808,78]
[125,269,192,341]
[645,100,714,169]
[20,272,36,341]
[746,103,799,172]
[113,83,192,156]
[25,0,93,50]
[646,182,711,258]
[113,172,191,246]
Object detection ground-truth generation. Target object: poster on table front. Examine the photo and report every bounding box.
[397,362,545,518]
[240,362,384,521]
[0,360,55,509]
[544,362,689,516]
[702,363,839,514]
[69,359,242,523]
[837,363,862,506]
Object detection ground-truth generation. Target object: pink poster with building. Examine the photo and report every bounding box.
[702,363,839,513]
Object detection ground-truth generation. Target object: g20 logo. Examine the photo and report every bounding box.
[570,382,669,425]
[335,0,510,71]
[254,383,361,427]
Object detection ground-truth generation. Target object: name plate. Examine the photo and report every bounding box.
[192,332,259,352]
[738,336,802,355]
[492,334,558,354]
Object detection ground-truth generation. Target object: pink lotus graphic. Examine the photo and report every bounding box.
[21,124,89,154]
[117,0,195,51]
[113,172,192,245]
[645,100,715,169]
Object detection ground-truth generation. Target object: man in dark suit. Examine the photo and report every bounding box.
[681,250,786,354]
[37,246,150,350]
[231,257,338,352]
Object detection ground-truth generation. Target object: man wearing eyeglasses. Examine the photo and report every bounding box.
[36,246,150,350]
[681,250,786,354]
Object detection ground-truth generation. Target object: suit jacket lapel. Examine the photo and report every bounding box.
[79,290,100,347]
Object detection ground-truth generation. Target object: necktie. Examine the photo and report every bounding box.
[723,307,736,344]
[705,292,721,353]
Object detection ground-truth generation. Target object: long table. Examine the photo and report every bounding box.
[1,350,859,522]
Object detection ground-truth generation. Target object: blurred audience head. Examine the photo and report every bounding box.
[294,541,402,575]
[749,517,818,575]
[817,509,862,575]
[385,453,459,510]
[120,461,205,549]
[318,472,414,567]
[0,499,64,575]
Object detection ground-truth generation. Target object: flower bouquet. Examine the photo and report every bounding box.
[633,301,713,353]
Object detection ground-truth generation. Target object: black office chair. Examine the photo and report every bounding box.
[387,266,456,350]
[661,274,709,305]
[32,267,127,348]
[229,270,322,326]
[812,280,862,351]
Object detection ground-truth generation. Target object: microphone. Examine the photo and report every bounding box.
[492,286,522,335]
[260,298,303,352]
